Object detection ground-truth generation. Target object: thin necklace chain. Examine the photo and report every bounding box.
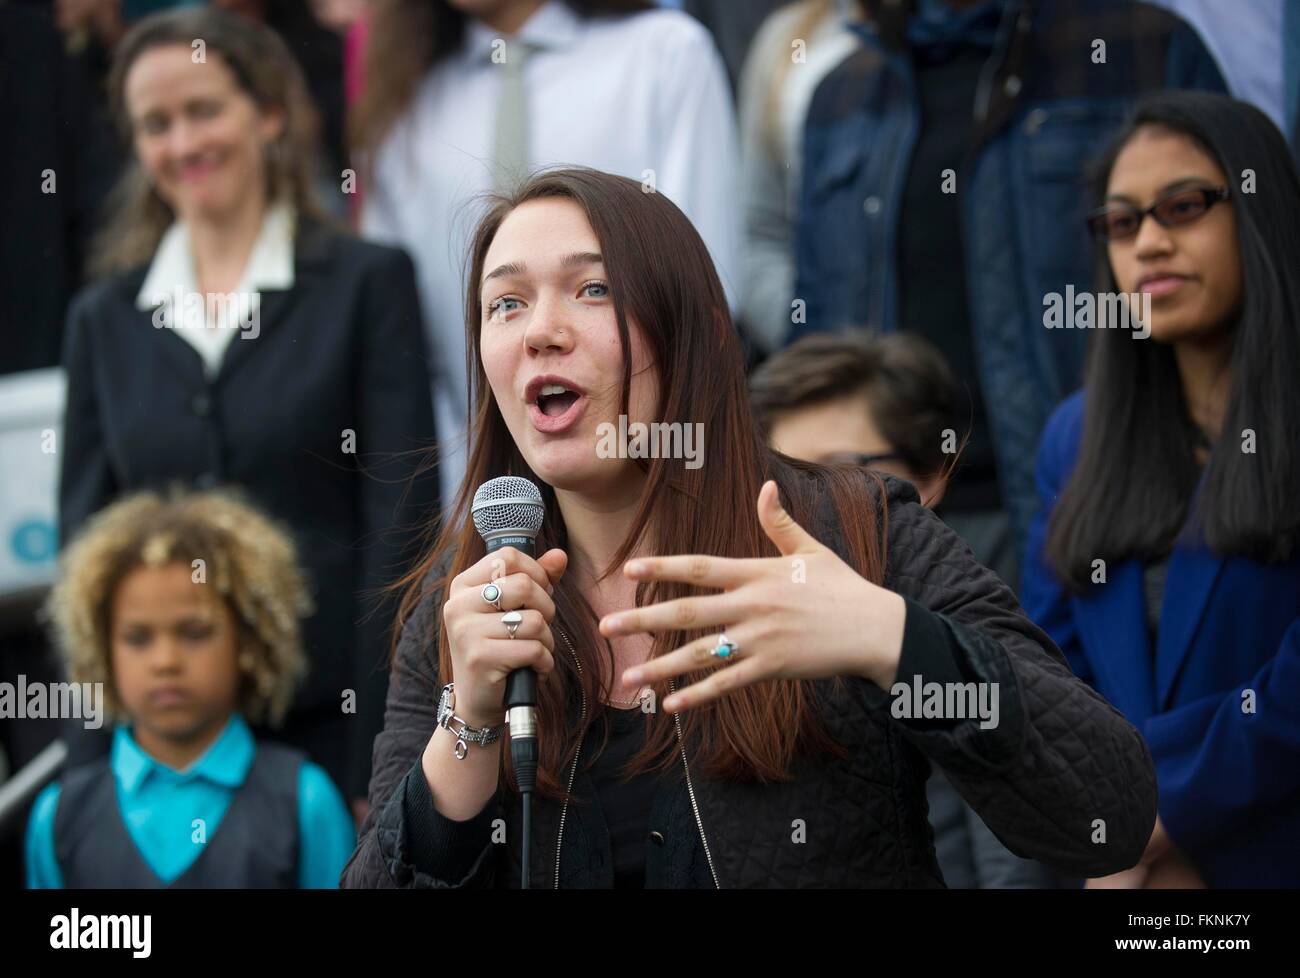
[554,612,649,707]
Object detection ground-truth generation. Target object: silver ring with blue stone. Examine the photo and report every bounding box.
[481,581,503,610]
[711,634,740,662]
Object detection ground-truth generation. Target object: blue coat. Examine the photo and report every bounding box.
[1022,391,1300,886]
[791,0,1226,550]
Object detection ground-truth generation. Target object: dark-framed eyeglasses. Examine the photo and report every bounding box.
[817,451,908,470]
[1086,186,1230,242]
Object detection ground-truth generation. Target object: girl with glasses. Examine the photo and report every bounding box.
[1023,90,1300,888]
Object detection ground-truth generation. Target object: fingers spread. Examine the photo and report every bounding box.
[622,553,754,588]
[600,592,744,637]
[756,480,824,557]
[661,657,766,713]
[621,630,750,686]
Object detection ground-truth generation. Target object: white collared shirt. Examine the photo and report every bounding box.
[362,1,741,501]
[137,202,296,378]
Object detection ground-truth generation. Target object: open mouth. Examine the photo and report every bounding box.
[536,384,581,417]
[526,379,588,434]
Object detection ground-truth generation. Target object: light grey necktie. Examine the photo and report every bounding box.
[491,37,535,192]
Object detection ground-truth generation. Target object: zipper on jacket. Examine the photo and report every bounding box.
[553,628,586,889]
[669,676,721,889]
[553,629,720,888]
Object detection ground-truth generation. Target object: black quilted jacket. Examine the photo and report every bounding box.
[342,475,1158,888]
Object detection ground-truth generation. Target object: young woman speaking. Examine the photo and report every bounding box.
[344,168,1155,889]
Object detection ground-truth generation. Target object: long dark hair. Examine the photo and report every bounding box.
[352,0,653,163]
[1046,90,1300,590]
[392,168,893,799]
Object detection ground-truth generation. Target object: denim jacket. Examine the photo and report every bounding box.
[791,0,1226,550]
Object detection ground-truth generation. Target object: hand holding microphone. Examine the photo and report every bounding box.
[453,476,563,889]
[441,544,568,728]
[419,540,565,836]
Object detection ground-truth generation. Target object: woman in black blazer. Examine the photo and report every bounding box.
[57,8,439,812]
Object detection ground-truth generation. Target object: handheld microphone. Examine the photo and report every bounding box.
[472,477,545,885]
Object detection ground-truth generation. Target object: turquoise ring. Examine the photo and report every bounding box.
[711,634,740,661]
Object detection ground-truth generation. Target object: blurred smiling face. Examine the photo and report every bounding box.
[110,561,243,749]
[478,197,659,496]
[1104,126,1243,343]
[123,44,282,222]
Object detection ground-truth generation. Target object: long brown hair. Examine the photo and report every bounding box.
[91,7,328,277]
[394,168,891,799]
[351,0,653,166]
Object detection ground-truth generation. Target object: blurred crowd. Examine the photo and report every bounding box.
[1,0,1298,889]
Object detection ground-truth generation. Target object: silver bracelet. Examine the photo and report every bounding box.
[436,683,504,759]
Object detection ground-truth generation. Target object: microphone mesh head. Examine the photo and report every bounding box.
[472,476,545,537]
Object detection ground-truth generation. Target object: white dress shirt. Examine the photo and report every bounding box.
[137,202,296,378]
[362,1,741,503]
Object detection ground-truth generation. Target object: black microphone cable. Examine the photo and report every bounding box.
[510,686,538,889]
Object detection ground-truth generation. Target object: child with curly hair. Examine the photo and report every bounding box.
[26,490,355,887]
